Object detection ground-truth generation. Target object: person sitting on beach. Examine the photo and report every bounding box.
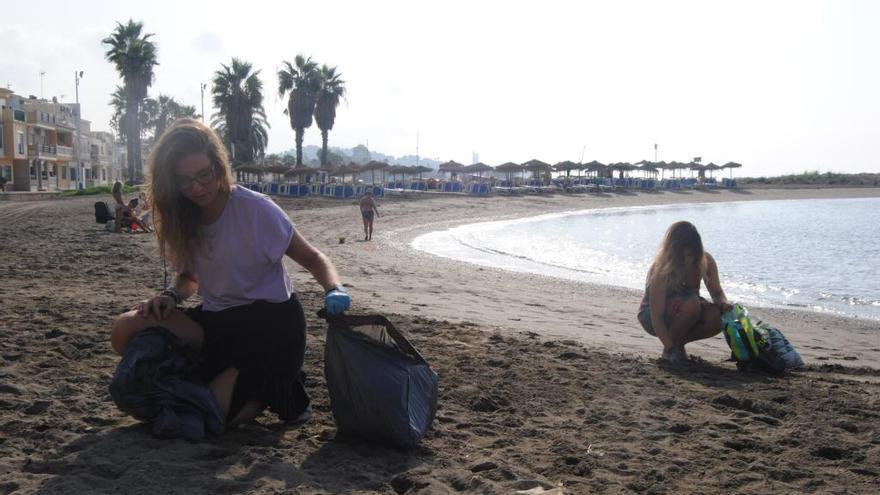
[110,119,351,428]
[111,179,131,233]
[119,198,140,232]
[121,198,152,233]
[136,192,153,231]
[359,191,380,241]
[637,221,732,364]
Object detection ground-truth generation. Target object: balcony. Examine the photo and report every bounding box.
[91,151,112,167]
[56,145,73,158]
[28,144,57,157]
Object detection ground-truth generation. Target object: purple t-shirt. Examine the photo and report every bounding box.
[194,186,295,311]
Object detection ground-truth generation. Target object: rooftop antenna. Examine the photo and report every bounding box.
[580,145,586,163]
[40,71,46,98]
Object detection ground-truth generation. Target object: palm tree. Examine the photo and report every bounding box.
[211,58,267,164]
[277,55,320,166]
[110,86,158,142]
[102,19,158,182]
[108,86,127,142]
[313,65,346,167]
[210,113,269,163]
[145,94,200,138]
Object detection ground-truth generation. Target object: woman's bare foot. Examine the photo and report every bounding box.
[661,347,689,365]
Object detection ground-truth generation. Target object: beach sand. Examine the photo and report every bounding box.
[1,187,878,494]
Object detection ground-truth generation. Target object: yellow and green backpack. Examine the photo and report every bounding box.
[721,304,803,374]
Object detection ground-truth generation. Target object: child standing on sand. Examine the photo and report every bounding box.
[637,221,732,364]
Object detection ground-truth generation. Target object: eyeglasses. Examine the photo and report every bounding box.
[175,166,215,191]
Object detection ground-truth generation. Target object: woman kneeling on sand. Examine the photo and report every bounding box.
[637,221,732,364]
[111,119,351,427]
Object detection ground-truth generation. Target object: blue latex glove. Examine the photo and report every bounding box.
[325,286,351,315]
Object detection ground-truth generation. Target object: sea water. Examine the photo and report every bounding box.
[412,197,880,321]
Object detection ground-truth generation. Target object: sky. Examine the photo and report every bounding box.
[2,0,879,175]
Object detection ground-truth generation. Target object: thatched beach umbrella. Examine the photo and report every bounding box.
[665,161,685,178]
[411,165,433,180]
[553,161,582,178]
[703,162,722,178]
[638,161,659,178]
[330,163,361,183]
[722,161,742,178]
[387,164,408,183]
[438,160,465,180]
[495,162,524,183]
[583,160,607,178]
[264,163,289,182]
[234,163,264,183]
[462,162,494,178]
[654,160,668,179]
[609,162,635,179]
[284,163,314,183]
[689,162,705,178]
[522,159,552,182]
[360,160,390,185]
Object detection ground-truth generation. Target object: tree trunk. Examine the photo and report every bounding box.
[125,98,138,183]
[295,128,304,166]
[321,129,329,166]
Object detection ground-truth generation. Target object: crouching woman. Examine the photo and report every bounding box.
[637,221,732,364]
[111,119,351,428]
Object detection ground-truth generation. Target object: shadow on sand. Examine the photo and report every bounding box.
[31,420,426,494]
[657,357,779,389]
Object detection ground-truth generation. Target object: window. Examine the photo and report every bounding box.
[61,166,67,179]
[0,123,3,148]
[70,168,76,181]
[18,132,24,154]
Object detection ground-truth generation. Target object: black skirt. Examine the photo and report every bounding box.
[185,294,309,421]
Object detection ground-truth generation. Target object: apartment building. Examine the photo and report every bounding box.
[0,88,125,192]
[0,88,29,190]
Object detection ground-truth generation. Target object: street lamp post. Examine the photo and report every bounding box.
[74,70,84,190]
[200,82,207,122]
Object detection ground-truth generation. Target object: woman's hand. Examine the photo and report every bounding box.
[132,295,176,320]
[325,287,352,315]
[716,301,733,314]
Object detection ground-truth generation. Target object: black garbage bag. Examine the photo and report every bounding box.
[321,311,438,448]
[109,327,225,441]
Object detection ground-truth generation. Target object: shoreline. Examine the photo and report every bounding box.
[280,187,880,369]
[410,197,880,323]
[2,187,879,493]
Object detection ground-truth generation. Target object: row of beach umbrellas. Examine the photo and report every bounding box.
[234,159,743,183]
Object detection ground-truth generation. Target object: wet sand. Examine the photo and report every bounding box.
[0,187,878,494]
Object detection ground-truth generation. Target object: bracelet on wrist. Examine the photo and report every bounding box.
[160,288,183,305]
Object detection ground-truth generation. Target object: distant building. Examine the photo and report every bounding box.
[0,88,28,190]
[0,89,123,192]
[351,144,371,164]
